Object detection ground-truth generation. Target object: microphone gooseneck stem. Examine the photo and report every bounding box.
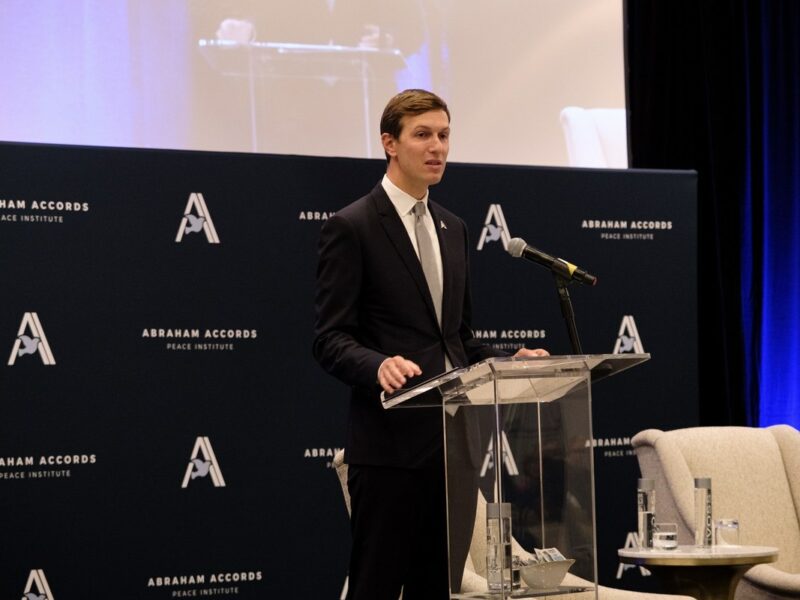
[554,274,583,354]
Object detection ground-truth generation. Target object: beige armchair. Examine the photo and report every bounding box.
[632,425,800,599]
[333,450,688,599]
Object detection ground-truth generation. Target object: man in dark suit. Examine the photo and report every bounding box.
[313,89,546,600]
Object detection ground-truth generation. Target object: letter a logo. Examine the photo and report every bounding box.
[23,569,55,600]
[477,204,512,251]
[182,436,226,488]
[8,312,55,366]
[480,431,520,477]
[616,532,651,578]
[176,193,220,243]
[613,315,644,354]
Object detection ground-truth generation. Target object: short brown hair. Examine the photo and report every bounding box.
[380,89,450,161]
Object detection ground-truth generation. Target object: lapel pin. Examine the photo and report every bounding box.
[440,220,447,230]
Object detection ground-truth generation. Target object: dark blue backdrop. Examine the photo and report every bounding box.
[0,141,696,598]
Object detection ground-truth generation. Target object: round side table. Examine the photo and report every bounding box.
[618,545,778,600]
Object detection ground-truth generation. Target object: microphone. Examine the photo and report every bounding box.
[507,237,597,286]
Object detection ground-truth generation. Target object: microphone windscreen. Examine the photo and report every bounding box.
[507,237,527,258]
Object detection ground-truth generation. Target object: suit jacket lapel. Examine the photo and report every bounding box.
[371,185,441,329]
[429,201,456,334]
[428,201,464,331]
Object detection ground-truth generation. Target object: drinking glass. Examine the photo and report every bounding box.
[653,523,678,550]
[715,518,740,546]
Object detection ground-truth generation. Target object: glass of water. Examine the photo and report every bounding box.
[715,518,740,546]
[653,523,678,550]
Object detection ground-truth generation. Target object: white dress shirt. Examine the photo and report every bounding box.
[381,174,444,292]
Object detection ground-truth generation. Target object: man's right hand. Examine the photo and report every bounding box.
[378,355,422,394]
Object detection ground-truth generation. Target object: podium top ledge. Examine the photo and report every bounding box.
[381,353,650,409]
[198,38,406,60]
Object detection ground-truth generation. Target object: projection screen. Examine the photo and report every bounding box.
[0,0,625,167]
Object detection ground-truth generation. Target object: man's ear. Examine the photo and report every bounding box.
[381,132,397,158]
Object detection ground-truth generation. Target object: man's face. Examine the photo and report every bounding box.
[382,110,450,199]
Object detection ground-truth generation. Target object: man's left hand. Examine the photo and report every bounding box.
[513,347,550,358]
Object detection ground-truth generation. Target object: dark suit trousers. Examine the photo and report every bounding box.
[346,460,478,600]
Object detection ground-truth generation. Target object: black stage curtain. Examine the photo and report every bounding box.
[625,0,799,426]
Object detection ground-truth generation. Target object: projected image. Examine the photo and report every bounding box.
[189,0,437,158]
[0,0,625,167]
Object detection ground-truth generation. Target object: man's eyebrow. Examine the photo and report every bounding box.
[412,125,450,132]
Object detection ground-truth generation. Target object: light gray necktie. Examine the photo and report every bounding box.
[412,202,442,325]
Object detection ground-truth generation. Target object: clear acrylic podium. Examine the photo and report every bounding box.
[383,354,650,599]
